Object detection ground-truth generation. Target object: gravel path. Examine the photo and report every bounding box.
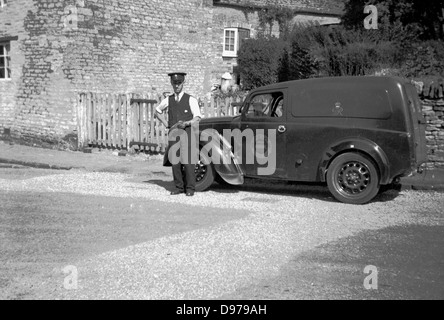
[1,171,443,299]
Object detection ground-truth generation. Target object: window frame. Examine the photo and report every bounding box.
[244,91,286,120]
[0,41,11,80]
[223,27,250,58]
[0,0,7,8]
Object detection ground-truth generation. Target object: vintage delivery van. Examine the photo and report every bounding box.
[173,76,427,204]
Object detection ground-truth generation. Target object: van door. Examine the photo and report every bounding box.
[239,89,288,178]
[405,83,427,167]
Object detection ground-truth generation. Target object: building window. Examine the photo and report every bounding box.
[0,42,11,79]
[0,0,7,8]
[223,28,250,58]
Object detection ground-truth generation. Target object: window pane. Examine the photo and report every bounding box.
[238,29,250,51]
[247,92,284,118]
[0,56,5,68]
[225,30,236,52]
[0,68,5,78]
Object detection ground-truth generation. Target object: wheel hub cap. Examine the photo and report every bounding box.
[195,161,207,182]
[337,162,371,195]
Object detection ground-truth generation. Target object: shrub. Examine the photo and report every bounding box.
[237,35,286,90]
[287,23,405,77]
[237,20,443,88]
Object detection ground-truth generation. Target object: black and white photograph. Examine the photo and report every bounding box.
[1,0,443,306]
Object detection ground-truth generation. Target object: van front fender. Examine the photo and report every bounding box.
[200,129,244,185]
[163,130,245,185]
[319,139,391,185]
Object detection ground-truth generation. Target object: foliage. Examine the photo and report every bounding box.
[282,41,319,81]
[257,5,294,37]
[211,89,249,101]
[236,1,444,89]
[295,24,405,77]
[342,0,444,40]
[237,35,286,90]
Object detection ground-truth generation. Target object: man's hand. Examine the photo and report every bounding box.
[177,121,190,129]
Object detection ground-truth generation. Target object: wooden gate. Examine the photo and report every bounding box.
[77,92,245,152]
[77,93,168,152]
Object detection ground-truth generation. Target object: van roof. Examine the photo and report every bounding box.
[251,76,408,92]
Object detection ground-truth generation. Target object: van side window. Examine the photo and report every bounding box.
[246,92,284,118]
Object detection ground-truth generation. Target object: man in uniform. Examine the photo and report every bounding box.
[155,72,202,197]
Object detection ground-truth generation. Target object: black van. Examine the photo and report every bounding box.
[171,76,427,204]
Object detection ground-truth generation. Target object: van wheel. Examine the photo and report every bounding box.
[195,151,215,192]
[327,153,380,205]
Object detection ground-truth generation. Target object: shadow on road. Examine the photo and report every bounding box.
[211,179,402,204]
[143,177,402,204]
[144,179,176,192]
[224,224,444,300]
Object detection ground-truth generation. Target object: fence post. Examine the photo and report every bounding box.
[77,93,88,150]
[122,94,128,150]
[86,93,92,145]
[149,96,155,150]
[126,94,132,150]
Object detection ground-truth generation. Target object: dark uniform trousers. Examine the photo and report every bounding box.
[168,125,199,193]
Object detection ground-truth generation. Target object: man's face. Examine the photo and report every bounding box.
[171,80,184,94]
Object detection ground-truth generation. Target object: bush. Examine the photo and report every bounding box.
[290,23,404,77]
[237,35,286,90]
[237,22,444,88]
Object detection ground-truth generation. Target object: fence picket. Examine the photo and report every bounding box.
[150,103,155,150]
[123,94,129,149]
[106,94,111,147]
[145,103,153,146]
[101,94,106,145]
[86,93,92,144]
[111,94,116,148]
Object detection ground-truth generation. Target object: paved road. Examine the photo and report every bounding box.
[0,167,443,300]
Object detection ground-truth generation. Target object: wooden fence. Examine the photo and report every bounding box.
[77,92,244,152]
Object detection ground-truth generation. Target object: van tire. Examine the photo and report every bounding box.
[195,151,215,192]
[327,153,380,205]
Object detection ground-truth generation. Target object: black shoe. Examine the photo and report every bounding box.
[186,191,195,197]
[170,190,183,195]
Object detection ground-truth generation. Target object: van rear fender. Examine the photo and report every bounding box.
[319,139,391,185]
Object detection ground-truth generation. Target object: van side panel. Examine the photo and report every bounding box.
[286,77,415,183]
[291,80,393,120]
[284,122,411,183]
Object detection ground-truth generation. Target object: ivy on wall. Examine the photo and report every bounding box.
[257,5,294,36]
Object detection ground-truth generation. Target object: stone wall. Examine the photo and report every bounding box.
[214,0,344,15]
[421,96,444,169]
[0,0,219,149]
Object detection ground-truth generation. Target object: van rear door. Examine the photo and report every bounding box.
[404,83,427,168]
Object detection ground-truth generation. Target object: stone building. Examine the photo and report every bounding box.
[0,0,343,148]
